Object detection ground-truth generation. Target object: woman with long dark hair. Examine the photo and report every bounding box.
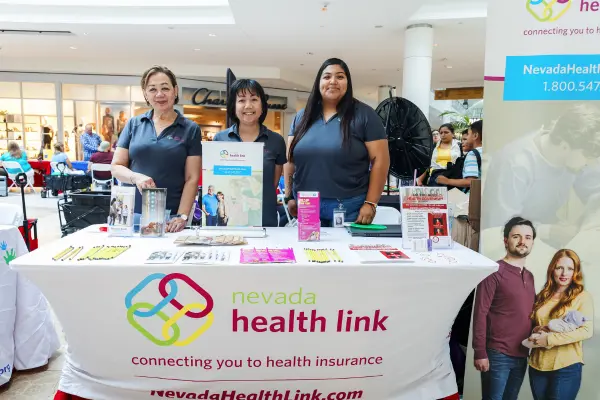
[527,249,594,400]
[213,79,286,227]
[284,58,389,226]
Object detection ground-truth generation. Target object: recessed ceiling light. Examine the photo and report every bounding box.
[293,87,298,90]
[220,108,226,111]
[194,48,201,51]
[320,25,325,28]
[372,69,377,71]
[433,43,438,47]
[445,65,453,69]
[375,25,383,28]
[83,32,89,36]
[209,33,216,37]
[69,46,77,50]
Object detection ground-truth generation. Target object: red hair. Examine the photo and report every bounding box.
[531,249,584,320]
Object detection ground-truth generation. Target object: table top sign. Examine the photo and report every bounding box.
[202,141,264,227]
[400,186,452,249]
[297,191,320,241]
[107,186,135,237]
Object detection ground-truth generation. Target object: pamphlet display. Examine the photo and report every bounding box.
[107,186,135,237]
[297,191,320,241]
[202,142,264,227]
[140,188,168,237]
[348,244,413,264]
[239,248,296,264]
[400,186,452,249]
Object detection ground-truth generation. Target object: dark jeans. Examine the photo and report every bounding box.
[206,215,218,226]
[319,194,366,227]
[217,216,228,226]
[529,363,582,400]
[481,349,527,400]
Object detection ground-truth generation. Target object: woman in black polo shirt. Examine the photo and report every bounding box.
[112,65,202,233]
[213,79,287,227]
[285,58,390,226]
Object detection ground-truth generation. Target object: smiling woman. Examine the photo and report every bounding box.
[284,58,390,226]
[111,65,202,233]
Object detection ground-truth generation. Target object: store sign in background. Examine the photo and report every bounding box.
[181,87,288,109]
[464,0,600,399]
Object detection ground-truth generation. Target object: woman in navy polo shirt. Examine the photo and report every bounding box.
[112,66,202,233]
[213,79,287,227]
[284,58,390,226]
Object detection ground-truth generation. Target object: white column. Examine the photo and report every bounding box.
[402,23,434,119]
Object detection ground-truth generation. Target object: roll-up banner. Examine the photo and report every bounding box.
[463,1,600,399]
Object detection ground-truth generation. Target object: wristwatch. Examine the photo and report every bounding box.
[178,214,188,221]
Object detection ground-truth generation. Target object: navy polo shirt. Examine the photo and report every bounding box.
[117,110,202,214]
[289,101,386,199]
[213,124,287,227]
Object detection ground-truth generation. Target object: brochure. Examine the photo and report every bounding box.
[400,186,452,249]
[202,142,264,227]
[298,191,320,241]
[348,244,413,264]
[240,248,296,264]
[107,186,135,237]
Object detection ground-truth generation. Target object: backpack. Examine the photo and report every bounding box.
[443,148,481,191]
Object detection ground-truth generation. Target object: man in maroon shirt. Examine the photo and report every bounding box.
[88,141,114,184]
[472,216,536,400]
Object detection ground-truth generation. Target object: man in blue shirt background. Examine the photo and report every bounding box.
[202,185,218,226]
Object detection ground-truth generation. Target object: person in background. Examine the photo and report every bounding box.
[88,141,114,181]
[1,141,34,184]
[472,217,537,400]
[284,58,389,226]
[417,123,461,186]
[436,120,483,191]
[527,249,593,400]
[213,79,287,227]
[202,185,218,226]
[432,130,440,145]
[81,123,102,162]
[51,142,84,175]
[112,65,201,233]
[460,128,470,152]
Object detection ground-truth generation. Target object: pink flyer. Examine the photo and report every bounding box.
[298,191,320,241]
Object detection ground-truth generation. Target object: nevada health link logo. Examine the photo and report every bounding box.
[527,0,572,22]
[125,273,214,346]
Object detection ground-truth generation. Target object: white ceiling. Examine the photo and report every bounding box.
[0,0,488,104]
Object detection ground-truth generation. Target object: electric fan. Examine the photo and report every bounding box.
[375,95,433,181]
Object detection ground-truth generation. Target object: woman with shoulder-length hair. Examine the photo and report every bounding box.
[213,79,287,227]
[284,58,390,226]
[111,65,202,232]
[527,249,594,400]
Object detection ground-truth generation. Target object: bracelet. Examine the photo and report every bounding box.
[364,201,377,213]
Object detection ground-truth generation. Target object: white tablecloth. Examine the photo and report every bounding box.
[11,227,497,400]
[0,225,60,387]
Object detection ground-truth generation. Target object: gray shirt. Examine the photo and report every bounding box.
[213,124,287,227]
[289,101,386,199]
[117,110,202,213]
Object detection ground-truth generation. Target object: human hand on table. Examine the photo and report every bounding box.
[166,217,186,233]
[355,203,376,225]
[474,358,489,372]
[133,174,156,193]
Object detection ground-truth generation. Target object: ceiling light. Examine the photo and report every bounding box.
[372,68,376,71]
[209,33,216,37]
[83,32,89,36]
[194,48,201,51]
[220,108,226,111]
[293,87,298,90]
[167,26,175,30]
[69,46,77,50]
[433,43,438,47]
[445,65,453,69]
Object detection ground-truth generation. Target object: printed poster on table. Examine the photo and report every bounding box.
[202,142,264,227]
[400,186,451,249]
[463,1,600,400]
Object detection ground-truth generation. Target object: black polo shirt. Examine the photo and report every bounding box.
[117,110,202,213]
[213,125,287,227]
[289,101,386,199]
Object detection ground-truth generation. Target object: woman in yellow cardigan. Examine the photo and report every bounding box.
[527,249,594,400]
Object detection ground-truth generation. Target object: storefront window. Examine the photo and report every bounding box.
[183,105,225,141]
[0,82,21,98]
[96,85,130,101]
[98,102,130,145]
[131,87,145,103]
[22,82,55,99]
[0,97,23,154]
[63,84,95,100]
